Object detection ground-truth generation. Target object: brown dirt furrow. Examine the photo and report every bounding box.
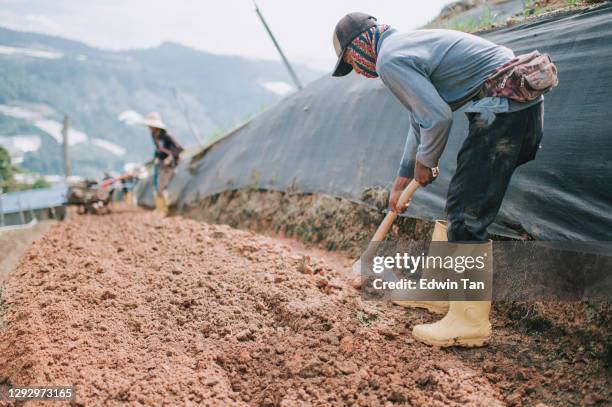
[0,205,504,406]
[0,220,56,283]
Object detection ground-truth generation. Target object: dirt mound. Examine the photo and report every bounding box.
[0,205,503,405]
[180,188,433,257]
[0,220,56,283]
[0,205,609,405]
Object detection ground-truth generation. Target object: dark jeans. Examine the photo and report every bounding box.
[446,102,544,242]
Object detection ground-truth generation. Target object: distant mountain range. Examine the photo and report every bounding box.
[0,27,322,176]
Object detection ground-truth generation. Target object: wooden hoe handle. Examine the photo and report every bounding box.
[371,179,420,242]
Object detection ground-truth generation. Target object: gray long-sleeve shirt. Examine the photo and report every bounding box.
[375,28,538,178]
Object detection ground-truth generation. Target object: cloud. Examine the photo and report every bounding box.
[0,9,62,36]
[0,45,63,59]
[23,14,61,33]
[0,0,452,71]
[258,80,295,96]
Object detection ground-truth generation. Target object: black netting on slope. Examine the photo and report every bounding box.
[169,4,612,241]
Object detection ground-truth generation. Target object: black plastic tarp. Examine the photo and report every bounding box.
[170,4,612,241]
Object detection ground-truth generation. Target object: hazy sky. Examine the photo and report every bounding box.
[0,0,451,71]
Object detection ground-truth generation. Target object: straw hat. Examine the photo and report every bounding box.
[141,112,167,130]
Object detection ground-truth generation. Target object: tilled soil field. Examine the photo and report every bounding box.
[0,206,609,406]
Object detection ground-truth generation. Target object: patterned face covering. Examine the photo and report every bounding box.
[344,24,390,78]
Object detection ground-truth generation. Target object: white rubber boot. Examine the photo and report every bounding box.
[393,221,450,314]
[412,240,493,347]
[412,300,492,347]
[124,191,134,205]
[155,194,168,215]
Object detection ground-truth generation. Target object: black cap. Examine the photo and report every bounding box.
[332,12,377,77]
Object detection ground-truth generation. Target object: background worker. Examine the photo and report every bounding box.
[332,13,551,347]
[141,112,183,214]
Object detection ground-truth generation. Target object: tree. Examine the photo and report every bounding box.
[0,146,17,191]
[0,147,50,192]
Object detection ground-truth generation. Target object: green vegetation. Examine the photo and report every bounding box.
[523,0,591,19]
[433,0,600,34]
[523,3,548,18]
[356,306,381,326]
[447,6,498,32]
[0,146,50,193]
[0,147,13,185]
